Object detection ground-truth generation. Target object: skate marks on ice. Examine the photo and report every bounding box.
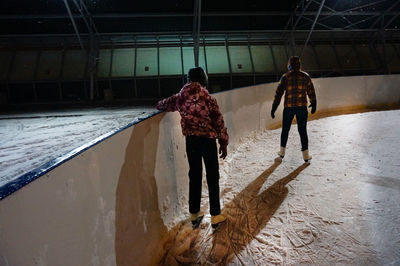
[157,160,312,265]
[207,161,310,265]
[155,111,400,265]
[156,164,377,265]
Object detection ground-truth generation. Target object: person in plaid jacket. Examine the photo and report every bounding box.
[156,67,228,228]
[271,56,317,162]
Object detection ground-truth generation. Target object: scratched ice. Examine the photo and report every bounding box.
[156,110,400,265]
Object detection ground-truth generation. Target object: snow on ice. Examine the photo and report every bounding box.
[0,107,155,187]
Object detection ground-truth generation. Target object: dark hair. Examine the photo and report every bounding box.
[188,67,208,87]
[287,56,301,71]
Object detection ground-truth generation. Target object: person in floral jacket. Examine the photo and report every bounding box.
[156,67,228,228]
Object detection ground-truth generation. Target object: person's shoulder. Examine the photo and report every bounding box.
[201,86,211,95]
[180,82,189,92]
[207,93,219,106]
[208,93,217,101]
[180,82,197,94]
[280,72,289,81]
[299,70,311,78]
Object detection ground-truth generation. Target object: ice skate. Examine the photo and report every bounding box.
[302,149,312,162]
[277,146,286,158]
[211,213,227,229]
[190,211,204,229]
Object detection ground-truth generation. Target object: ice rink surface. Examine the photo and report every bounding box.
[0,107,156,187]
[157,110,400,265]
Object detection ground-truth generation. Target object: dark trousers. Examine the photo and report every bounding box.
[185,136,221,216]
[281,106,309,151]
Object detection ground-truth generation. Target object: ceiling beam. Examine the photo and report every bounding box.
[71,0,98,34]
[343,14,380,29]
[312,0,353,29]
[1,29,398,39]
[298,15,333,30]
[301,0,326,57]
[370,0,400,29]
[193,0,202,67]
[383,11,400,29]
[293,0,314,31]
[0,11,399,20]
[62,0,84,50]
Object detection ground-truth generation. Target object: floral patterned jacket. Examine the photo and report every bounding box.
[156,82,229,147]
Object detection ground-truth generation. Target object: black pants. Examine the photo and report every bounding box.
[281,106,309,151]
[186,136,221,216]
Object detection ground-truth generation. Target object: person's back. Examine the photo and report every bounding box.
[275,69,316,109]
[271,56,317,162]
[156,79,228,148]
[281,70,315,108]
[156,67,228,229]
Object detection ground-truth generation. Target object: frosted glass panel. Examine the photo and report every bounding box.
[182,46,206,75]
[159,47,182,75]
[229,46,252,73]
[136,48,157,76]
[97,49,111,78]
[251,45,275,73]
[336,45,360,69]
[271,45,288,73]
[295,46,319,71]
[391,44,400,72]
[63,50,87,79]
[377,44,400,72]
[314,45,340,70]
[355,44,376,69]
[112,48,135,77]
[205,46,229,74]
[0,51,12,80]
[10,51,37,81]
[37,50,62,80]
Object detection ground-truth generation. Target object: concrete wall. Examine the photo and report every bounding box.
[1,75,399,266]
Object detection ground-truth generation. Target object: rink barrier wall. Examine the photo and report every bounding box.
[0,74,399,266]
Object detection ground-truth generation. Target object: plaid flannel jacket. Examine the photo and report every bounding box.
[156,82,229,147]
[273,70,316,108]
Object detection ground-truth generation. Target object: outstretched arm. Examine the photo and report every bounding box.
[156,94,179,112]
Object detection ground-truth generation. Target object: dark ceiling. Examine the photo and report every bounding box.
[0,0,399,39]
[0,0,300,14]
